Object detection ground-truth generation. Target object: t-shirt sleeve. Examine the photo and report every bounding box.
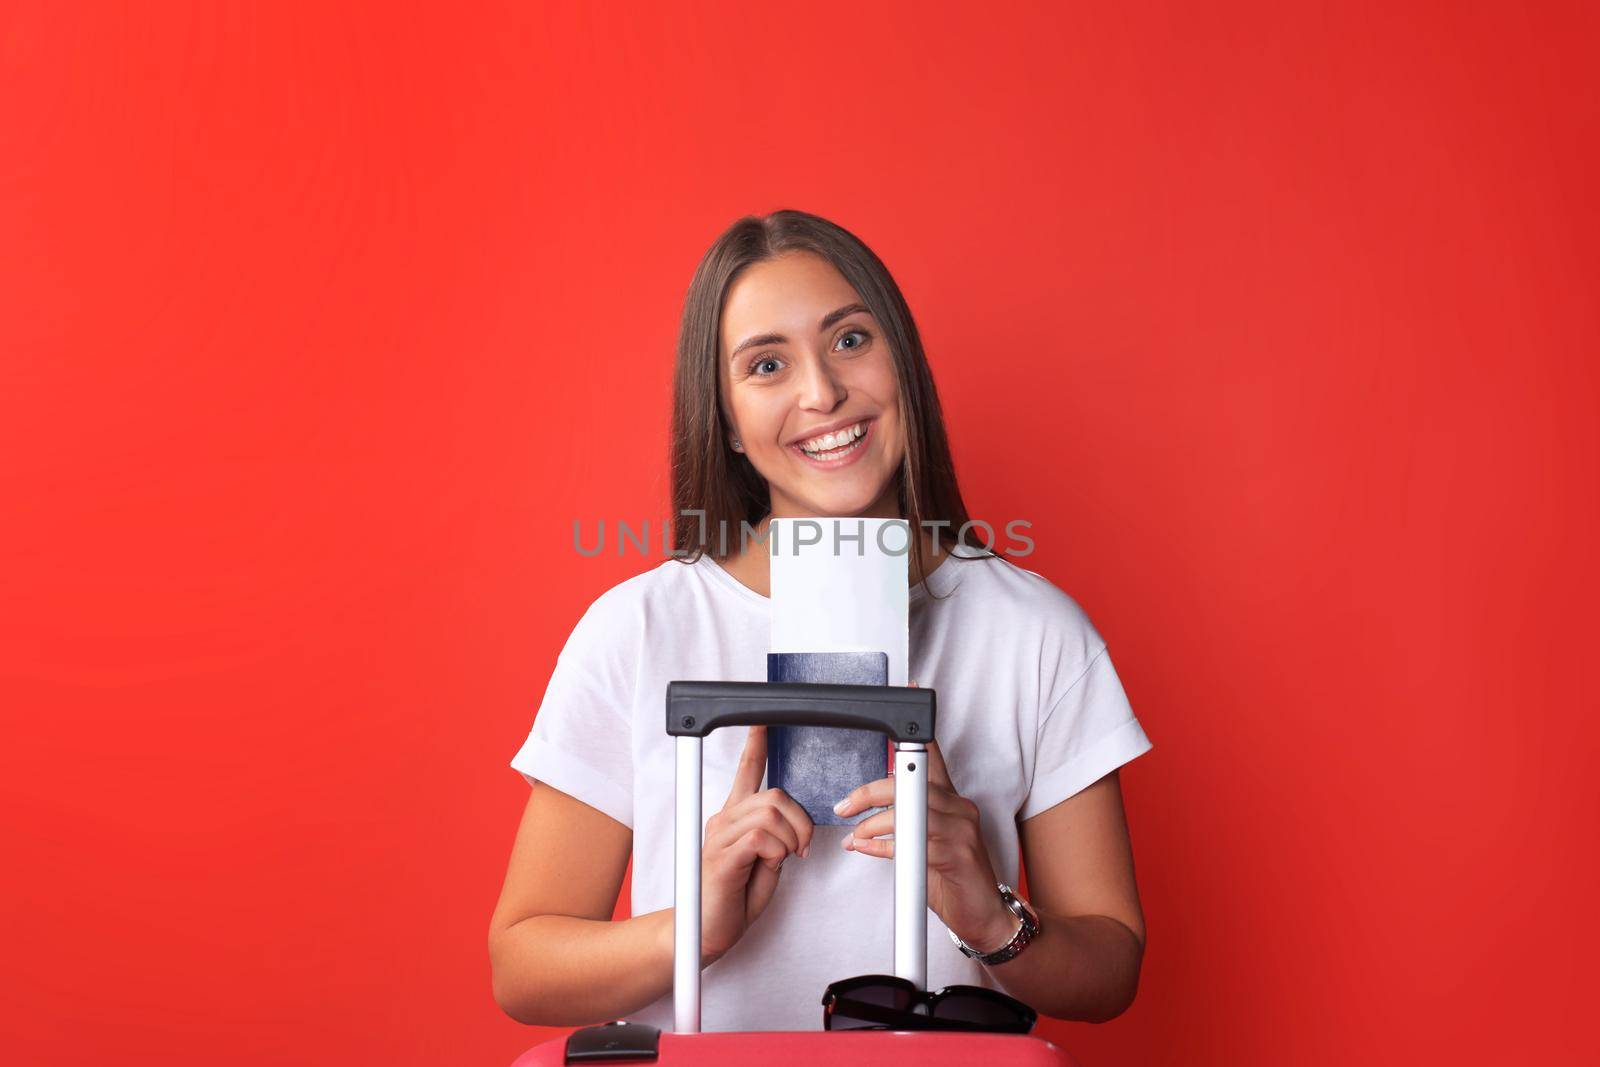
[509,589,638,830]
[1019,642,1153,822]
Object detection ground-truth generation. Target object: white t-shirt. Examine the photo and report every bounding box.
[509,542,1153,1032]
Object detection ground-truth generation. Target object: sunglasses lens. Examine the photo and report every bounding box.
[826,980,917,1030]
[933,991,1034,1032]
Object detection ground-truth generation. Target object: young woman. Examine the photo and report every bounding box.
[489,210,1153,1032]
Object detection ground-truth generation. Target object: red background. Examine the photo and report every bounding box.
[2,2,1596,1064]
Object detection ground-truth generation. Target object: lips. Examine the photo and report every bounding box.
[787,416,874,451]
[790,418,872,470]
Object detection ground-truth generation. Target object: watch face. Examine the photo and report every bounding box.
[1001,886,1037,921]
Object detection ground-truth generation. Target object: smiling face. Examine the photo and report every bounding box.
[718,251,905,523]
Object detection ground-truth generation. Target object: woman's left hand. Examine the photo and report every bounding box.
[833,704,1019,954]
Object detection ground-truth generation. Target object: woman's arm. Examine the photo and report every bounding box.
[491,728,815,1027]
[488,782,677,1026]
[837,737,1146,1024]
[986,769,1147,1022]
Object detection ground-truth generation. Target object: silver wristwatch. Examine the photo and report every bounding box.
[948,883,1040,966]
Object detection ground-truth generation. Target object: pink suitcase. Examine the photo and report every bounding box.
[509,680,1082,1066]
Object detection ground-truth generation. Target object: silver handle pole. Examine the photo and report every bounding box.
[673,735,702,1033]
[893,742,928,990]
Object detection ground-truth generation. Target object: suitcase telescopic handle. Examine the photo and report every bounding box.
[666,679,935,741]
[665,680,936,1034]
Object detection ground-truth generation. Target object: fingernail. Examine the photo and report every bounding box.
[833,798,849,815]
[842,837,854,851]
[800,844,809,859]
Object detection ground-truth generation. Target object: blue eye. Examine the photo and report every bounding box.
[747,329,871,378]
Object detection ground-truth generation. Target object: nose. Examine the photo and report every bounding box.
[795,350,846,412]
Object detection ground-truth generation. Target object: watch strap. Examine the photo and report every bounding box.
[948,883,1040,965]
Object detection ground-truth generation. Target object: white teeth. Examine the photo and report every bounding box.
[800,422,865,454]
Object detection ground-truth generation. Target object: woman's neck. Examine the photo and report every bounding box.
[715,514,948,600]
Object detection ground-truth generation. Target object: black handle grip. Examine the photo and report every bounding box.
[665,680,934,743]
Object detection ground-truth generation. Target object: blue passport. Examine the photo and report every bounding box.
[766,651,890,827]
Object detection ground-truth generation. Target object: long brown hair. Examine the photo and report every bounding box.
[669,209,999,597]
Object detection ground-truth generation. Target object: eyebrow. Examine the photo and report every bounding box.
[729,303,872,362]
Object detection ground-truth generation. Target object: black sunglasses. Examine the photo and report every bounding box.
[821,974,1037,1034]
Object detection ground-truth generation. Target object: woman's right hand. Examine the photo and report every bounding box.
[699,725,815,965]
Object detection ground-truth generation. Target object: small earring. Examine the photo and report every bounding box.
[730,437,743,452]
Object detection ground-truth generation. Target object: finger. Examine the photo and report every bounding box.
[745,853,781,916]
[846,834,893,858]
[721,789,809,859]
[761,787,816,859]
[847,807,896,845]
[727,826,790,874]
[835,775,893,818]
[846,823,962,865]
[843,836,954,865]
[717,803,801,859]
[837,775,964,818]
[724,725,768,808]
[923,738,955,790]
[847,802,973,851]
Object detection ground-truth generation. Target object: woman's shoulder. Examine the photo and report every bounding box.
[553,555,741,676]
[938,549,1110,664]
[566,554,720,630]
